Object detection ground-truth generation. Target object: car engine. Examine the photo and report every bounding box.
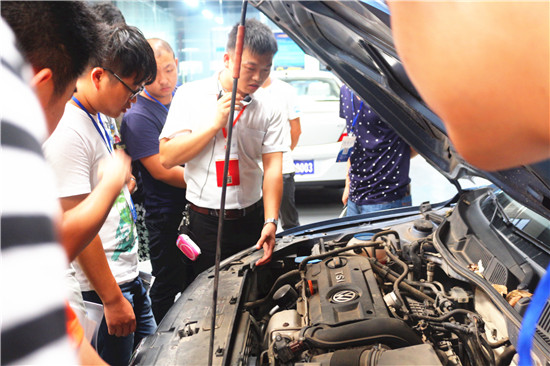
[131,191,549,366]
[239,205,517,366]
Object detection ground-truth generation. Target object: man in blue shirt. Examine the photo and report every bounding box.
[340,84,414,215]
[120,38,191,324]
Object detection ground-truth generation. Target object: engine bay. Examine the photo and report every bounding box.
[131,189,550,366]
[230,191,546,366]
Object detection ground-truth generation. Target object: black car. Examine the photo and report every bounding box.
[131,1,550,365]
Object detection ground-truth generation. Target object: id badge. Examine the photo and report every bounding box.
[215,155,240,187]
[336,135,356,162]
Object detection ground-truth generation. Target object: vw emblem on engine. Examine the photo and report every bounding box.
[331,289,358,303]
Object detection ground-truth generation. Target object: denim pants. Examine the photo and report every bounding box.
[81,276,156,366]
[347,195,412,240]
[146,212,193,324]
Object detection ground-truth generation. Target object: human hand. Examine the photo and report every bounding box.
[342,185,350,206]
[97,150,132,192]
[103,294,136,337]
[255,222,276,266]
[127,176,137,194]
[213,92,244,130]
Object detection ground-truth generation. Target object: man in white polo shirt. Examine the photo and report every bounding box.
[159,19,285,275]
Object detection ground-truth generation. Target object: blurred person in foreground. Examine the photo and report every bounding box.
[387,2,549,365]
[89,1,126,26]
[387,1,549,171]
[1,1,107,364]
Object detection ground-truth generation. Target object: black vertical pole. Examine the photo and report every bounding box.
[208,1,248,365]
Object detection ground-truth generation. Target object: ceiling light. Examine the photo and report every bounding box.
[183,0,199,8]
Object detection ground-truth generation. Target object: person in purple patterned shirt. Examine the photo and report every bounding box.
[340,84,416,219]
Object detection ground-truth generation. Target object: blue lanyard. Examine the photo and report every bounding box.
[72,96,113,153]
[350,91,364,133]
[71,96,137,223]
[144,88,170,112]
[517,262,550,365]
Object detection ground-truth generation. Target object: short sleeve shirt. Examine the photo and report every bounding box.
[121,95,187,215]
[255,78,300,174]
[44,103,139,290]
[160,75,287,209]
[339,85,411,205]
[1,18,77,364]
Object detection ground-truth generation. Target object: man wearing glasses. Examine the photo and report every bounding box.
[43,24,158,366]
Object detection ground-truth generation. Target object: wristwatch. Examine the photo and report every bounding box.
[264,218,278,227]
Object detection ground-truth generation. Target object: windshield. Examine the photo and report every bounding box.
[481,189,550,267]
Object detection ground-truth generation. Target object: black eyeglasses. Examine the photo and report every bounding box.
[103,68,144,99]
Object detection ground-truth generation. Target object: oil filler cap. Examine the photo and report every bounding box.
[326,257,347,269]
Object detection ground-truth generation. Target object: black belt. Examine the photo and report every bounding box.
[189,200,262,219]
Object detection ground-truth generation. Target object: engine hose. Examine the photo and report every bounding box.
[411,281,444,298]
[410,308,483,323]
[466,334,489,366]
[483,335,510,348]
[298,242,384,272]
[478,330,497,366]
[409,240,423,279]
[372,229,400,243]
[243,270,300,309]
[369,259,435,304]
[384,245,409,312]
[373,261,440,301]
[496,345,516,366]
[451,332,481,366]
[440,322,474,334]
[303,318,422,350]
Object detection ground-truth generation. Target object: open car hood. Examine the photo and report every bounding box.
[252,0,550,220]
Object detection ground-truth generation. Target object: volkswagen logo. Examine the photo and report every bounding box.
[331,289,358,303]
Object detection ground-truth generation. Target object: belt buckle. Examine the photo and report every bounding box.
[224,207,245,220]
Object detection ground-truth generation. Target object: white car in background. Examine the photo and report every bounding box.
[273,70,347,187]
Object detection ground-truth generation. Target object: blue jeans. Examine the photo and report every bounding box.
[82,276,156,366]
[347,195,412,240]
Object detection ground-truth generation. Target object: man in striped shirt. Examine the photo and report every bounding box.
[1,2,106,364]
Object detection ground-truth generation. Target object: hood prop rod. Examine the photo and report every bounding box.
[209,1,248,365]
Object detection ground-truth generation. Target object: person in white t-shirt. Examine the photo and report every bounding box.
[159,19,286,275]
[43,24,158,366]
[256,76,301,230]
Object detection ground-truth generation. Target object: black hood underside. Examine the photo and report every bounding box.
[252,0,550,220]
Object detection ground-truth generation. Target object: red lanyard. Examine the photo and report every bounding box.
[222,105,247,138]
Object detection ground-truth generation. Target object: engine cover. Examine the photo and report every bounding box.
[305,255,389,325]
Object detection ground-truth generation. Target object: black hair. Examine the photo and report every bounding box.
[1,1,103,96]
[93,25,157,87]
[89,2,126,26]
[226,18,278,56]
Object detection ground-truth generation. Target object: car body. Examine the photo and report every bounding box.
[272,70,347,187]
[131,2,550,365]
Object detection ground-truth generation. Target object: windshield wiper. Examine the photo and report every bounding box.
[487,190,513,226]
